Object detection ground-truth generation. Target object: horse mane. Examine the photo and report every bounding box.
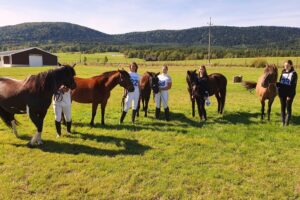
[98,70,129,78]
[25,66,75,94]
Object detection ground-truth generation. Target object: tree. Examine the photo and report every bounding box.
[103,56,108,65]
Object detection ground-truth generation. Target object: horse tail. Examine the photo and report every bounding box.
[0,107,15,128]
[242,81,257,92]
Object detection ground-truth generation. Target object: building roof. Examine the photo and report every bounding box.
[0,47,57,57]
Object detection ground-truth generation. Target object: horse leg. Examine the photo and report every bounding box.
[192,99,195,117]
[220,89,226,114]
[137,96,141,117]
[215,93,221,114]
[90,102,98,127]
[144,94,150,117]
[196,99,203,121]
[101,101,107,125]
[260,100,265,120]
[267,98,274,121]
[0,107,18,137]
[28,110,46,146]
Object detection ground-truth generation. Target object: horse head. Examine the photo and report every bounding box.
[262,64,278,88]
[147,72,160,94]
[118,70,134,92]
[187,70,201,99]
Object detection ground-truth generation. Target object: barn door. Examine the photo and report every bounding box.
[29,54,43,66]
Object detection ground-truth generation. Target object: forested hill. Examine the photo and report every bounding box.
[0,22,300,49]
[114,26,300,48]
[0,22,112,45]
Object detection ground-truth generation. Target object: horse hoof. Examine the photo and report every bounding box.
[27,142,35,148]
[37,140,44,145]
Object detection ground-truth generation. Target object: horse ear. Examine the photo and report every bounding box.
[193,70,197,73]
[72,64,76,68]
[58,62,62,66]
[156,72,160,76]
[187,71,191,75]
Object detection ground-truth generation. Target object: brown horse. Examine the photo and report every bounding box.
[243,64,278,120]
[71,70,134,126]
[0,64,76,147]
[187,70,227,121]
[137,72,160,117]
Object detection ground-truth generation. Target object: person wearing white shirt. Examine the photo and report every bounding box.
[155,65,172,121]
[120,62,140,124]
[53,85,72,137]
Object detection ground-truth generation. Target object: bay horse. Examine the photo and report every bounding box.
[0,64,76,147]
[187,70,227,121]
[243,64,278,120]
[71,70,134,126]
[137,72,160,117]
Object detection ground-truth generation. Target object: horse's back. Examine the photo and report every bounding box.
[209,73,227,89]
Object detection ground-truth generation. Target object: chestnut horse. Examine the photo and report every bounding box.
[137,72,160,117]
[187,70,227,121]
[0,64,76,147]
[71,70,134,126]
[243,64,278,120]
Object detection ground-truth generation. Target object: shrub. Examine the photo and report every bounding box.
[250,58,268,68]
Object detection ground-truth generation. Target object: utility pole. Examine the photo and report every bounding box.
[207,17,213,65]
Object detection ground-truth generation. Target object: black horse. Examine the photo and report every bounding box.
[187,70,227,121]
[137,72,160,117]
[0,64,76,147]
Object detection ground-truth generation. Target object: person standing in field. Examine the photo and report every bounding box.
[53,85,72,137]
[120,62,140,124]
[276,60,298,126]
[155,65,172,121]
[198,65,211,106]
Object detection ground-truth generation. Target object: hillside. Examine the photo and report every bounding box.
[0,22,300,49]
[0,22,112,45]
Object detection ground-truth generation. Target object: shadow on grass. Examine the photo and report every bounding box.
[73,110,204,133]
[213,112,261,125]
[13,134,152,157]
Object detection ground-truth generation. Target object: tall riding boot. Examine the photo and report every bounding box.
[120,111,127,124]
[155,108,160,119]
[164,107,170,121]
[132,109,137,124]
[285,114,291,126]
[55,121,61,137]
[66,121,72,134]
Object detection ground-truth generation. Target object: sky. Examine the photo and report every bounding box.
[0,0,299,34]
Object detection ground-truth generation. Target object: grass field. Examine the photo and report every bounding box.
[56,52,300,68]
[1,60,300,199]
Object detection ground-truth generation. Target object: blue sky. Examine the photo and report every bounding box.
[0,0,299,34]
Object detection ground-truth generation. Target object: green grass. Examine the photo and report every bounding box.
[56,52,300,68]
[1,62,300,199]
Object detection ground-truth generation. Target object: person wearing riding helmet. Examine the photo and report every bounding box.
[155,65,172,121]
[53,85,72,137]
[276,60,298,126]
[198,65,211,106]
[120,62,140,124]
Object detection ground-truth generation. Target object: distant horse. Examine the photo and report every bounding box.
[137,72,160,117]
[243,64,278,120]
[0,64,76,146]
[187,70,227,121]
[71,70,134,126]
